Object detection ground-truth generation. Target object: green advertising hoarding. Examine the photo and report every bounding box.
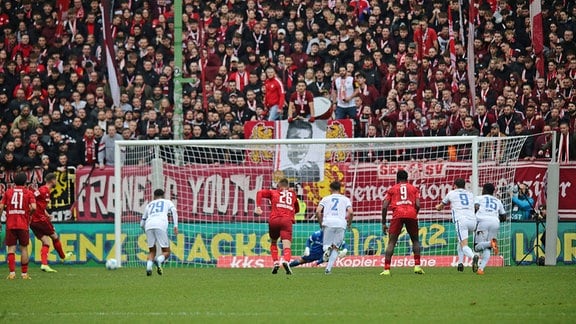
[0,222,574,265]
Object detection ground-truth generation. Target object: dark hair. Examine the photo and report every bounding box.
[14,172,27,186]
[277,178,289,187]
[330,181,341,192]
[482,183,495,195]
[45,173,56,182]
[153,189,165,197]
[454,178,466,188]
[396,170,408,182]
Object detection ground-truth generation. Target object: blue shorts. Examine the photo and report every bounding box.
[302,252,323,263]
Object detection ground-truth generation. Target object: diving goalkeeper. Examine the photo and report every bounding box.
[289,230,348,268]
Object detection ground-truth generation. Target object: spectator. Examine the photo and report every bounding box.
[98,125,122,169]
[264,67,285,120]
[332,66,358,121]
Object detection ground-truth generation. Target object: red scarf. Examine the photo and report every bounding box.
[83,136,97,165]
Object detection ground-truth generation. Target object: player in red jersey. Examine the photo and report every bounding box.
[380,170,423,276]
[0,173,37,280]
[31,173,73,273]
[255,178,299,275]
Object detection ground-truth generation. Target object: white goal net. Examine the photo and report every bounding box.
[114,134,528,268]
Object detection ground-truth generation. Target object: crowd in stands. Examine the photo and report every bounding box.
[0,0,576,171]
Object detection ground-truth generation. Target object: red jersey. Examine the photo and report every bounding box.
[257,188,299,222]
[32,185,51,223]
[264,77,285,109]
[383,182,419,219]
[1,186,36,230]
[289,90,314,117]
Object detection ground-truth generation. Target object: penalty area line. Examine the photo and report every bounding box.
[5,311,370,317]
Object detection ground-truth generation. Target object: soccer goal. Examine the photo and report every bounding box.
[113,135,529,268]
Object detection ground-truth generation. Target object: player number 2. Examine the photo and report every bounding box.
[331,198,339,211]
[11,191,24,209]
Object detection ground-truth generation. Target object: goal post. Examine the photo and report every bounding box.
[113,135,529,268]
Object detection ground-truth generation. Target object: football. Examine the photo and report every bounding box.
[106,259,119,270]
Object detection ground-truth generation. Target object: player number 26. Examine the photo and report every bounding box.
[279,191,293,205]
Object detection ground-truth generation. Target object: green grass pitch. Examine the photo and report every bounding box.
[1,265,574,323]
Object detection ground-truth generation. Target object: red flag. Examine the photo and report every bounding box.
[530,0,545,76]
[55,0,69,37]
[467,0,476,115]
[448,7,458,92]
[101,3,121,108]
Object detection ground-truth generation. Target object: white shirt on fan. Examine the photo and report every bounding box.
[319,193,351,229]
[442,188,476,221]
[140,198,179,231]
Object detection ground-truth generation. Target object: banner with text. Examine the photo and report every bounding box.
[0,222,573,266]
[75,161,576,222]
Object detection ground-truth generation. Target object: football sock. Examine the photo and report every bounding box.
[479,249,491,271]
[156,255,166,265]
[289,260,300,267]
[22,262,28,274]
[7,253,15,272]
[41,244,50,265]
[146,260,153,271]
[462,246,475,259]
[53,238,66,259]
[283,248,291,263]
[457,245,464,264]
[326,249,338,272]
[270,243,279,262]
[413,253,421,266]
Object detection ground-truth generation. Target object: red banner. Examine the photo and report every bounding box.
[216,255,504,268]
[75,161,576,222]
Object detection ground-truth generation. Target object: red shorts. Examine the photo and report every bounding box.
[30,221,56,240]
[269,218,293,241]
[388,218,419,239]
[5,229,30,247]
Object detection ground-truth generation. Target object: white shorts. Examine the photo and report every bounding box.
[476,217,500,243]
[145,228,170,248]
[322,227,345,251]
[455,218,477,243]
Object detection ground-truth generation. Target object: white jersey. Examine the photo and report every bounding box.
[442,188,475,221]
[475,194,505,221]
[141,198,179,231]
[319,193,351,229]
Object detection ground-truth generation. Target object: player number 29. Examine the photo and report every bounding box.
[279,191,293,205]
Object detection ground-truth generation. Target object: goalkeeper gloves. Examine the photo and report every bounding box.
[338,248,348,258]
[303,247,310,256]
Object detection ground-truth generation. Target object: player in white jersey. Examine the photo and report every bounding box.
[474,183,506,275]
[316,181,353,274]
[436,178,478,272]
[140,189,179,276]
